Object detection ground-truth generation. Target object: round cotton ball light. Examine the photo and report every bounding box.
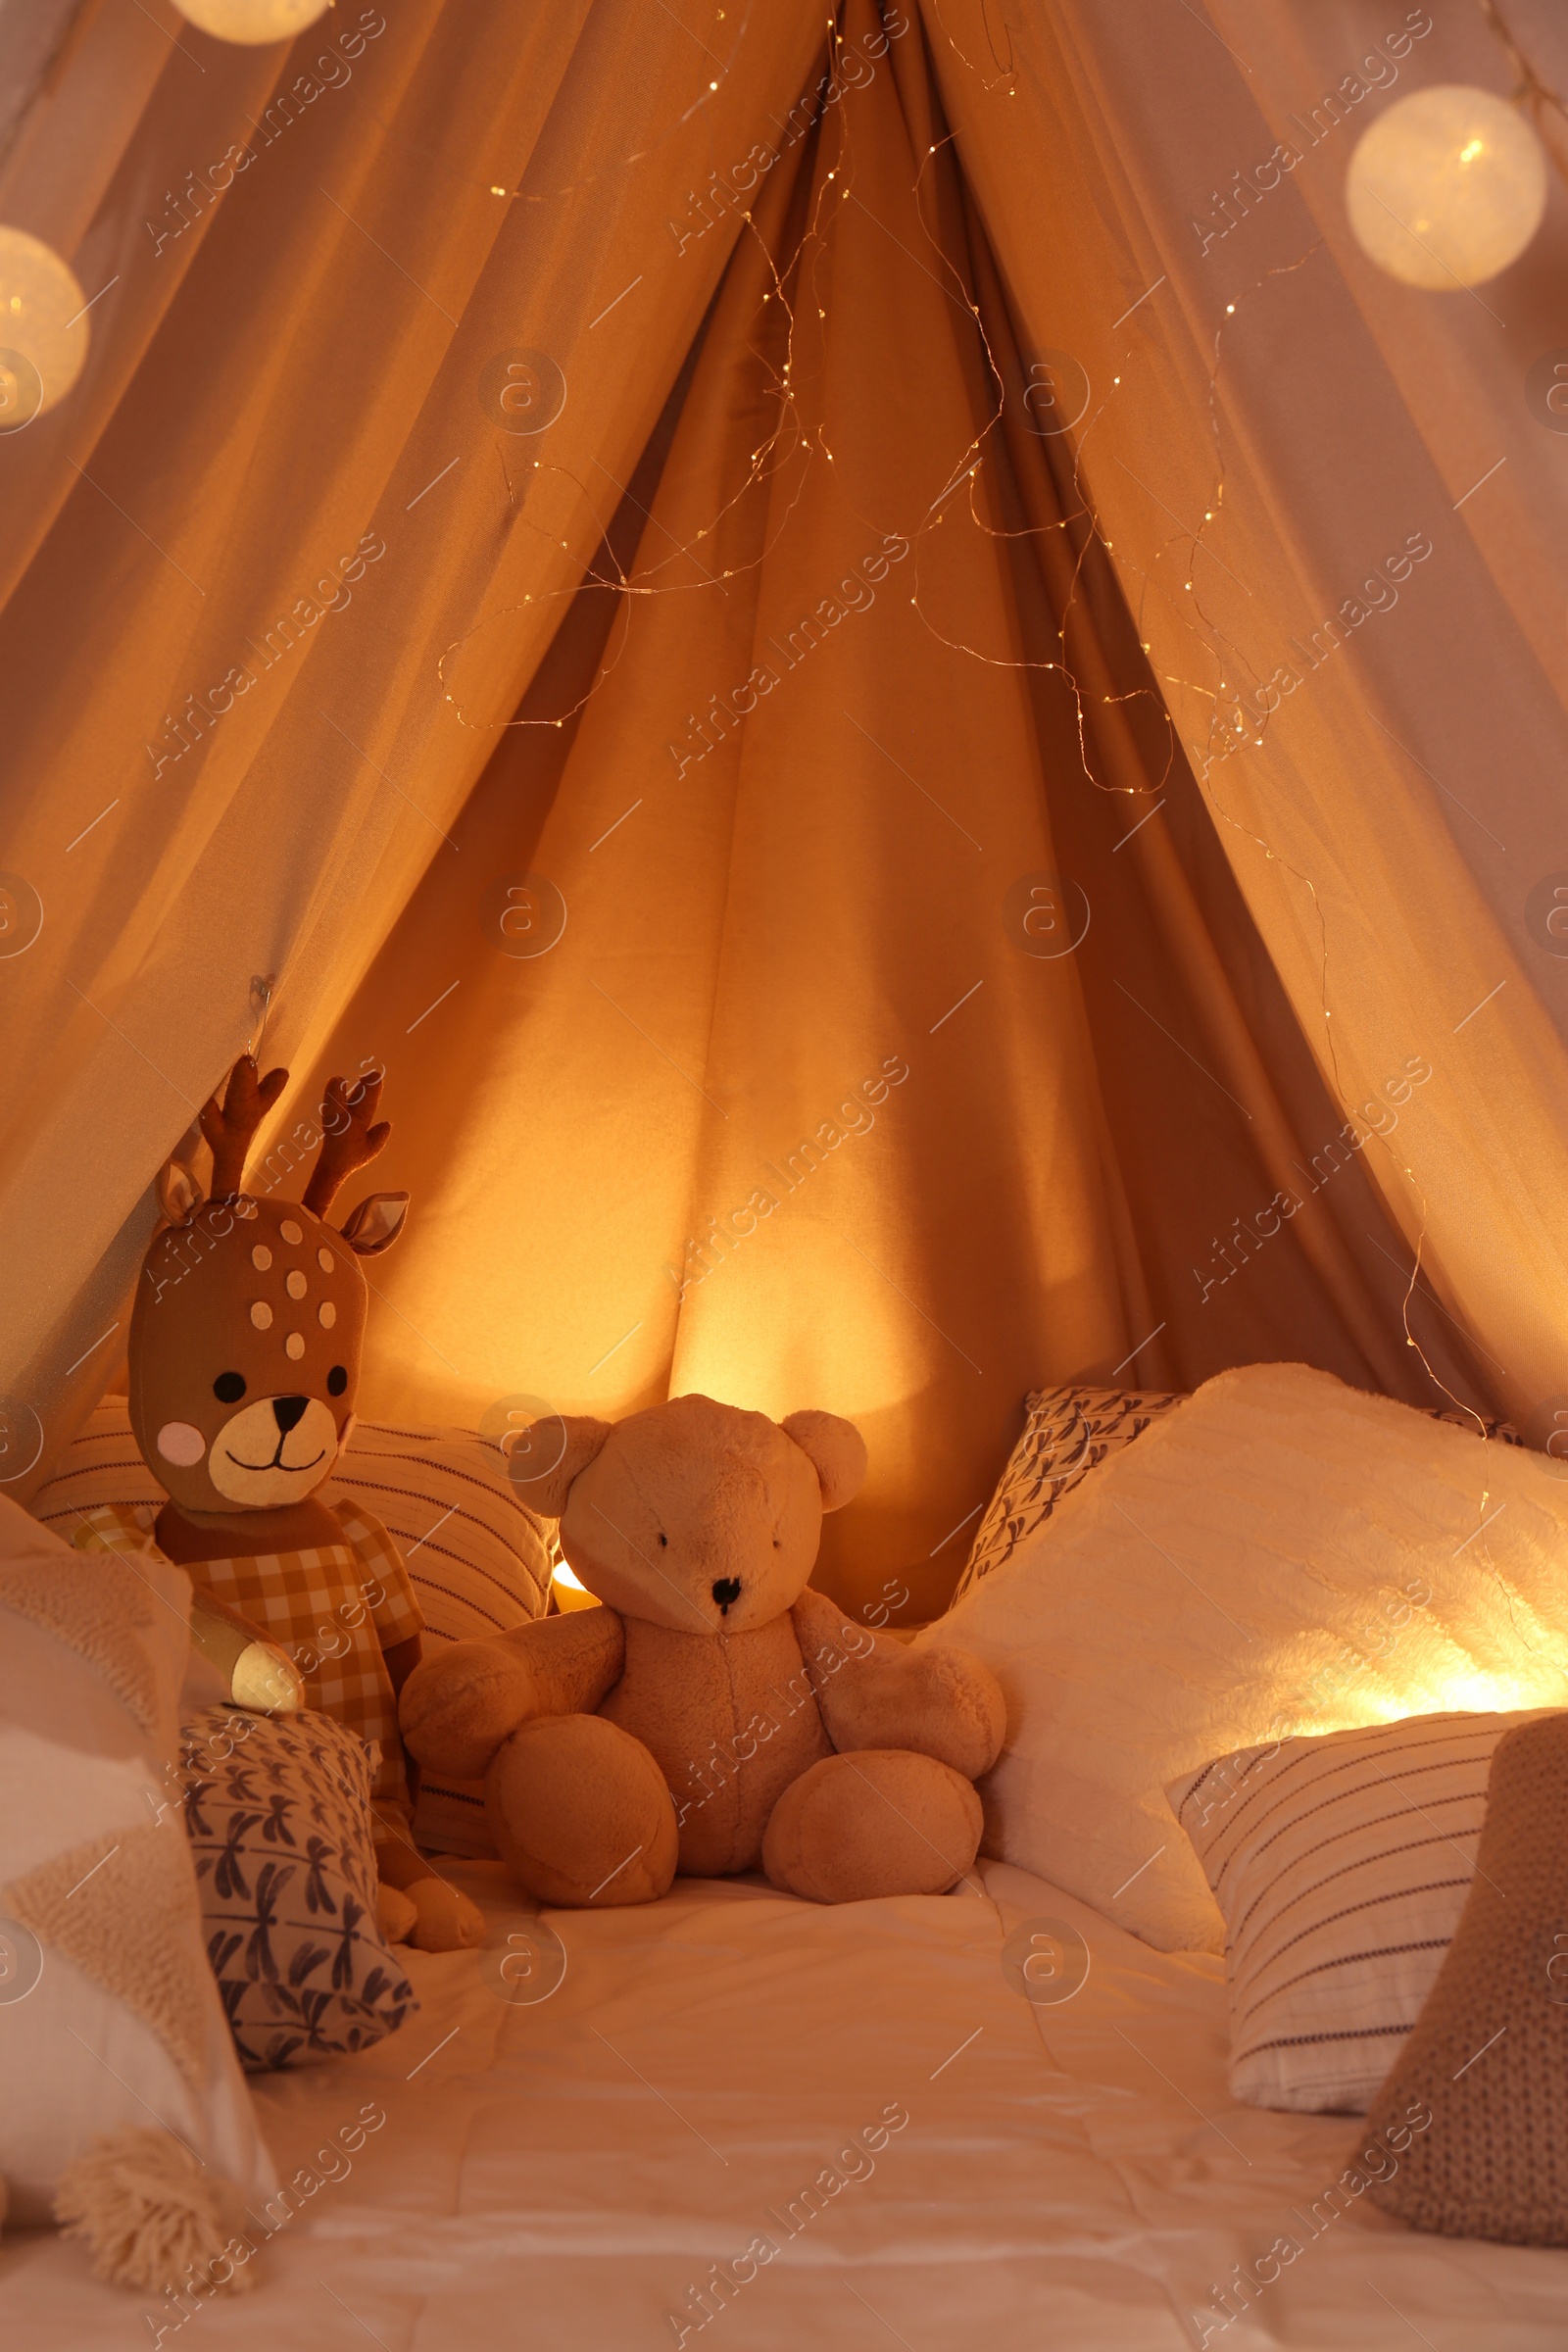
[1346,85,1546,289]
[172,0,331,41]
[0,227,88,428]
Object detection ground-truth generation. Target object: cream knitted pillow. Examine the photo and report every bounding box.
[0,1494,274,2282]
[1362,1711,1568,2242]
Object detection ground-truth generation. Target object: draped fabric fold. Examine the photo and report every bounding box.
[924,0,1568,1440]
[302,0,1491,1614]
[0,0,827,1445]
[0,0,1552,1609]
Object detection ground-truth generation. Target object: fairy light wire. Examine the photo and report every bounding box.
[433,1,1501,1449]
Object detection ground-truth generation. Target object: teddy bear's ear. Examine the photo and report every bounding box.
[506,1414,613,1517]
[781,1410,868,1512]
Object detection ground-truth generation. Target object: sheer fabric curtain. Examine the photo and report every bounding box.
[303,0,1493,1612]
[0,0,825,1454]
[0,0,1539,1610]
[928,0,1568,1446]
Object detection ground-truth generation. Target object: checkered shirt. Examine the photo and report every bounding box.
[74,1499,423,1811]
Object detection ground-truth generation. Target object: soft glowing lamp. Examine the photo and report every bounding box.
[172,0,332,42]
[1347,85,1547,288]
[0,227,88,427]
[551,1557,600,1614]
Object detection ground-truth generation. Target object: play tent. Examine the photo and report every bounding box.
[2,0,1564,1621]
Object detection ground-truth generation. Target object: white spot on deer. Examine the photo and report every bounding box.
[252,1244,272,1270]
[318,1247,334,1272]
[280,1219,303,1246]
[285,1332,306,1360]
[318,1300,337,1329]
[250,1300,273,1330]
[286,1269,307,1299]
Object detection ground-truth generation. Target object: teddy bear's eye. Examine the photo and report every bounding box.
[657,1533,668,1547]
[213,1371,246,1403]
[327,1366,348,1396]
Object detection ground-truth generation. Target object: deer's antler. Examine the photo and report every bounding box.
[200,1055,289,1199]
[304,1072,391,1218]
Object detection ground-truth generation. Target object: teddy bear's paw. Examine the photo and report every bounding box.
[407,1875,486,1953]
[399,1638,536,1780]
[796,1591,1004,1781]
[762,1749,983,1903]
[487,1713,678,1907]
[376,1883,419,1944]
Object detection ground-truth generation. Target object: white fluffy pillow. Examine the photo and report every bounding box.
[921,1363,1568,1954]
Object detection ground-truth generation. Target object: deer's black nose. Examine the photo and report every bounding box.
[711,1577,742,1614]
[272,1395,310,1434]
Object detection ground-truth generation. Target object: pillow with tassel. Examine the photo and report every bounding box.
[0,1494,275,2295]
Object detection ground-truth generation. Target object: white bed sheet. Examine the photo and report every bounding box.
[4,1856,1565,2349]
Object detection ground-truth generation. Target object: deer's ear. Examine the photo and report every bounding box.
[156,1160,205,1227]
[339,1192,410,1256]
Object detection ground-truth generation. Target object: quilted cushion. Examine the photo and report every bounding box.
[953,1385,1182,1599]
[178,1705,416,2072]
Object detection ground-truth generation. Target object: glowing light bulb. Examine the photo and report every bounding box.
[1346,84,1545,288]
[0,226,89,429]
[552,1557,601,1612]
[172,0,331,36]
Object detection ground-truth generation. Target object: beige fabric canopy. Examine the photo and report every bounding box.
[1,0,1561,1617]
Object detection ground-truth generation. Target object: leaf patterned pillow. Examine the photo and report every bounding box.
[176,1706,416,2072]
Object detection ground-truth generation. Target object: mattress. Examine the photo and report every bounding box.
[4,1859,1564,2348]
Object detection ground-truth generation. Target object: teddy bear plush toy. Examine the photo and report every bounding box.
[398,1395,1005,1906]
[75,1053,482,1954]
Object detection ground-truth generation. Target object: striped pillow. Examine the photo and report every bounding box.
[31,1400,553,1856]
[1168,1710,1559,2114]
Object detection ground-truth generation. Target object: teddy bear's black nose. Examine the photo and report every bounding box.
[272,1395,310,1434]
[711,1577,742,1614]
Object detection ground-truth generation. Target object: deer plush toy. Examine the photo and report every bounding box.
[399,1395,1006,1909]
[76,1054,481,1954]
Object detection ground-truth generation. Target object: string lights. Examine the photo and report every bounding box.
[171,0,332,40]
[1347,84,1546,287]
[0,226,89,427]
[1345,0,1568,287]
[437,23,849,735]
[431,2,1498,1439]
